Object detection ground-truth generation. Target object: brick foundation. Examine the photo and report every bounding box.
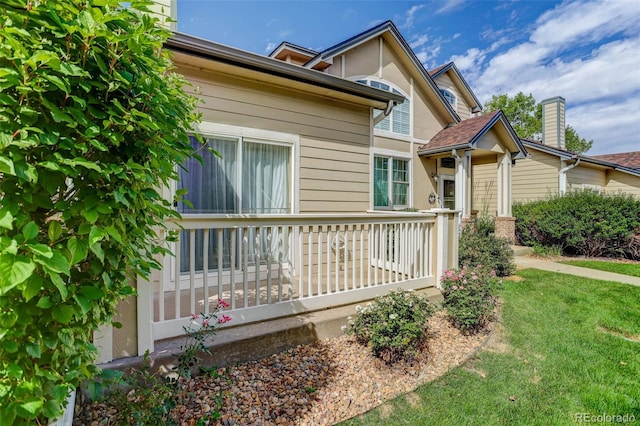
[494,216,516,243]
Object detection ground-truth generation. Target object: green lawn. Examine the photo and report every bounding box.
[560,259,640,278]
[341,269,640,426]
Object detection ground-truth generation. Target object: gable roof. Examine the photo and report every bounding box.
[591,152,640,170]
[268,41,318,59]
[304,20,460,124]
[417,110,527,159]
[165,32,404,109]
[428,62,482,112]
[522,140,640,177]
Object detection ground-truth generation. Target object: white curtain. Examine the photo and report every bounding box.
[178,136,290,272]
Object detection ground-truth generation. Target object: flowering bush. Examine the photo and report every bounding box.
[344,289,435,363]
[175,299,231,378]
[441,266,501,334]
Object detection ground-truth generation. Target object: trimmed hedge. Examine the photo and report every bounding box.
[513,191,640,260]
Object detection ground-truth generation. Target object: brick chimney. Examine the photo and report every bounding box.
[541,96,566,150]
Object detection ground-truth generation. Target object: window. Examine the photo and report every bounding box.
[178,135,291,214]
[374,155,410,209]
[177,134,292,272]
[439,88,456,108]
[357,78,410,136]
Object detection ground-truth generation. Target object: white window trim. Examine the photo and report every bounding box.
[189,122,300,214]
[371,148,413,211]
[439,87,457,109]
[351,76,412,139]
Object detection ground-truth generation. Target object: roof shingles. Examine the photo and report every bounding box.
[591,152,640,170]
[419,111,500,152]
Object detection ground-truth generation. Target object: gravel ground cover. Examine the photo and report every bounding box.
[75,311,491,425]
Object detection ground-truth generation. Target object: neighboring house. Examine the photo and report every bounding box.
[512,97,640,200]
[98,20,528,363]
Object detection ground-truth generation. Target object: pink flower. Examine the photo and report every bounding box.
[452,276,458,282]
[218,315,231,324]
[202,319,209,326]
[218,299,230,308]
[452,285,458,290]
[459,286,465,290]
[191,313,198,319]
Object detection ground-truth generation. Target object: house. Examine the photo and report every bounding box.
[512,97,640,201]
[97,20,527,363]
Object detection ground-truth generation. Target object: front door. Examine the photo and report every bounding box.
[440,176,455,209]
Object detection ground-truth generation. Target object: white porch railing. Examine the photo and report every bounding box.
[131,211,457,356]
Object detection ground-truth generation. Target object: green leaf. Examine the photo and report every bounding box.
[90,243,105,263]
[82,209,99,224]
[73,294,91,314]
[89,226,105,245]
[79,285,104,300]
[36,250,70,276]
[22,274,43,301]
[0,132,12,149]
[29,243,53,258]
[36,296,53,309]
[0,210,13,230]
[26,342,41,358]
[22,221,38,240]
[44,74,70,94]
[16,399,43,419]
[48,221,62,242]
[48,272,68,299]
[0,254,36,295]
[67,237,89,265]
[7,363,23,379]
[52,305,74,324]
[0,155,15,175]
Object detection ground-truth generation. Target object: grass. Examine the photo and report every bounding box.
[560,259,640,278]
[341,269,640,425]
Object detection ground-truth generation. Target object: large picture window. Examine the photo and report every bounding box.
[177,134,292,272]
[356,78,410,136]
[374,155,410,209]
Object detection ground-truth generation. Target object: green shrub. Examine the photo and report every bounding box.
[513,191,640,260]
[344,289,435,363]
[441,266,501,334]
[0,1,200,422]
[459,217,515,277]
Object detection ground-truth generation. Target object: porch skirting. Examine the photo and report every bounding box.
[494,216,516,242]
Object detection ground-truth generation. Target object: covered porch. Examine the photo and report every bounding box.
[95,210,459,363]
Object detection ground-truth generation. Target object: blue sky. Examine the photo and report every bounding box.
[177,0,640,155]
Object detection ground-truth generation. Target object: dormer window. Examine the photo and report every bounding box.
[356,78,411,136]
[439,88,456,108]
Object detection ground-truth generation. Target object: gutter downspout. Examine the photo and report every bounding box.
[559,158,580,194]
[373,100,397,125]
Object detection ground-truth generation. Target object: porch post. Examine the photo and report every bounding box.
[137,274,155,355]
[496,153,512,217]
[455,152,470,217]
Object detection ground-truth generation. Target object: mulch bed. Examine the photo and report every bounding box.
[75,311,492,425]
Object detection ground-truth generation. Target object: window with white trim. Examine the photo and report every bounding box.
[356,78,410,136]
[177,132,292,272]
[439,88,456,108]
[373,155,410,209]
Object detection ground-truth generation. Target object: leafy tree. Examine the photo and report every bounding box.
[483,92,542,141]
[0,0,200,423]
[565,125,594,155]
[483,92,593,154]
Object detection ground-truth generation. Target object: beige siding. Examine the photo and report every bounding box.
[413,88,449,141]
[567,165,606,191]
[415,157,437,210]
[177,65,372,214]
[149,0,176,30]
[432,74,471,120]
[381,43,411,95]
[344,38,381,79]
[512,150,560,202]
[604,170,640,197]
[472,157,498,215]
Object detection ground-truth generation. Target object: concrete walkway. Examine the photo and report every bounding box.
[515,256,640,287]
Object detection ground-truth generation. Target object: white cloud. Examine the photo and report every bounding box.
[410,34,429,49]
[400,4,425,29]
[460,0,640,153]
[436,0,465,15]
[265,42,276,53]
